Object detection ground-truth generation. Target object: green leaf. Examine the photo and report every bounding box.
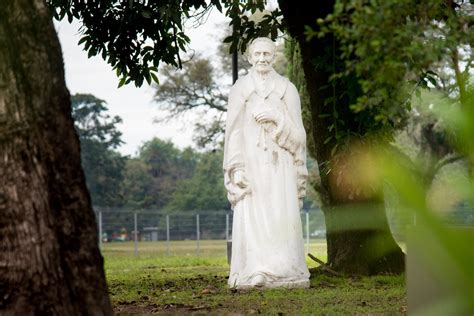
[117,77,126,88]
[331,144,338,156]
[87,48,96,58]
[223,36,233,43]
[213,1,222,12]
[145,72,151,85]
[78,36,88,45]
[150,72,159,84]
[324,96,335,106]
[426,76,437,86]
[141,9,151,19]
[271,28,277,40]
[240,41,248,54]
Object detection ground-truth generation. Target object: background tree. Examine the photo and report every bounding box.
[279,0,473,274]
[273,2,406,274]
[122,138,197,209]
[121,158,154,209]
[0,0,112,314]
[72,93,127,207]
[165,149,229,239]
[165,149,229,211]
[154,57,227,149]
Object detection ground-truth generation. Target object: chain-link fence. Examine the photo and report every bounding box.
[94,208,326,256]
[94,206,473,256]
[386,204,474,243]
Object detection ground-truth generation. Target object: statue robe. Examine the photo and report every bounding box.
[223,69,310,288]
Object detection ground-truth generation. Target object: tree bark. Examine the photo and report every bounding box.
[279,0,405,274]
[0,0,113,314]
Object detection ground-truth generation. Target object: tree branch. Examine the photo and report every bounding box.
[433,154,465,176]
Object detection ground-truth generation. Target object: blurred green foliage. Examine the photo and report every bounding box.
[349,88,474,313]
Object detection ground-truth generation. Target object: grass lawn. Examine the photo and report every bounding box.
[103,240,406,315]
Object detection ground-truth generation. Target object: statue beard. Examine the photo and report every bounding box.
[255,63,271,74]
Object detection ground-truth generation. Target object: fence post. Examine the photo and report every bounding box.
[98,210,103,251]
[134,212,138,257]
[166,214,170,255]
[306,210,310,254]
[196,213,200,255]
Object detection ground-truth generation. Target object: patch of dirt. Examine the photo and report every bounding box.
[114,301,212,315]
[114,300,257,316]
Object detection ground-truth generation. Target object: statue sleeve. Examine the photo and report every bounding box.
[223,83,250,208]
[273,83,306,160]
[274,82,308,204]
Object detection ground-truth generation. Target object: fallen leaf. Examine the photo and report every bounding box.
[201,288,216,294]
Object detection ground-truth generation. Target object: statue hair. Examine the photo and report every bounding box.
[248,37,276,55]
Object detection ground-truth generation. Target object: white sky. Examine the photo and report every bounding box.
[55,9,229,157]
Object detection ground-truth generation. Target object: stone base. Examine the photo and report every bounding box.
[231,279,310,290]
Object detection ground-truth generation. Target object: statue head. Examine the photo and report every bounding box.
[247,37,276,74]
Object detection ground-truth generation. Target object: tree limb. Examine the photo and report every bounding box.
[308,253,342,276]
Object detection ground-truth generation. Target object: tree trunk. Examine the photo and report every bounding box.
[324,201,405,275]
[0,0,113,314]
[279,0,405,274]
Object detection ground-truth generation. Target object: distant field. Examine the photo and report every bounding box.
[103,240,406,315]
[102,239,327,263]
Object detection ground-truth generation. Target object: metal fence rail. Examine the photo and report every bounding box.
[94,208,327,255]
[94,207,473,256]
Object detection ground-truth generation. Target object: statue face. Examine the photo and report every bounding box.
[249,41,275,74]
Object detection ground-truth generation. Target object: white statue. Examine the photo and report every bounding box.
[223,37,310,289]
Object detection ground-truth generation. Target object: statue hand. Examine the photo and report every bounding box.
[233,169,249,189]
[253,110,279,125]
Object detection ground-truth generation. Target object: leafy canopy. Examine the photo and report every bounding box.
[306,0,474,137]
[47,0,282,88]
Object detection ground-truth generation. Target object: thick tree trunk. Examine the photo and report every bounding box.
[0,0,113,314]
[324,201,405,275]
[279,0,405,274]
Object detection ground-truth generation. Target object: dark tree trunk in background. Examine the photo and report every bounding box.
[0,0,113,314]
[279,0,405,275]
